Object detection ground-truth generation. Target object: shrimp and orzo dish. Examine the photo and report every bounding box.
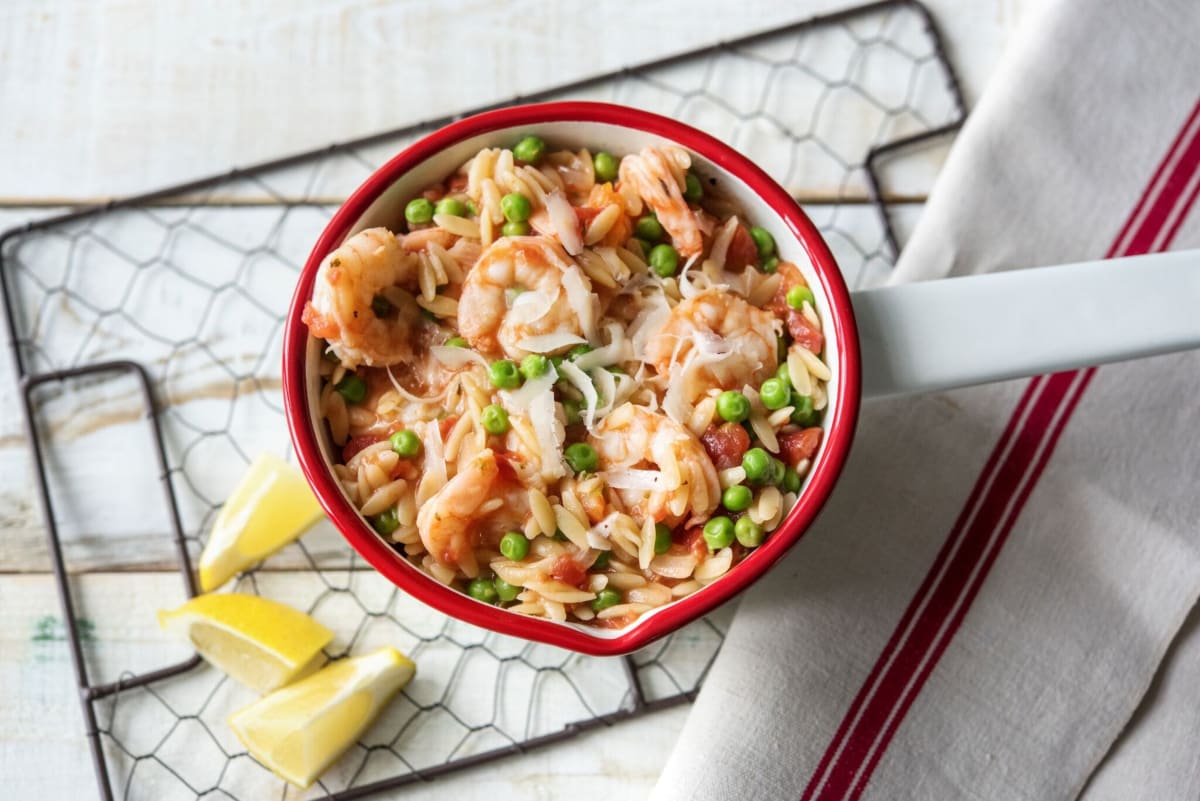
[303,134,830,627]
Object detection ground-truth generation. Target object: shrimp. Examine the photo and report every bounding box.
[457,235,597,359]
[303,227,427,368]
[418,448,532,577]
[416,449,496,577]
[589,404,720,528]
[644,288,780,396]
[618,146,703,257]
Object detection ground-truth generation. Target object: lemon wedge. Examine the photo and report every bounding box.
[229,647,415,789]
[158,593,333,694]
[198,452,324,592]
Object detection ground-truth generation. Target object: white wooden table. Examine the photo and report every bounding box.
[0,1,1032,797]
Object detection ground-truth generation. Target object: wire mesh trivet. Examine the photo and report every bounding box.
[0,1,965,798]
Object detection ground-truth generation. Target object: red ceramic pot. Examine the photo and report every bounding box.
[283,102,861,656]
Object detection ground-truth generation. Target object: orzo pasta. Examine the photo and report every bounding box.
[303,135,829,627]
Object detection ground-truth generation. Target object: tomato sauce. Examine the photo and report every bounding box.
[551,555,588,589]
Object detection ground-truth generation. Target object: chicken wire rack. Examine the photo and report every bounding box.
[0,1,965,798]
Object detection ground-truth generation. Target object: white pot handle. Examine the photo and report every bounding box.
[851,249,1200,399]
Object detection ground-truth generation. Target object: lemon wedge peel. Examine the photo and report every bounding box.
[157,593,333,694]
[228,647,416,789]
[197,452,325,592]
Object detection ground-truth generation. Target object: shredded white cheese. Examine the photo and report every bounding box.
[557,360,599,429]
[515,332,587,353]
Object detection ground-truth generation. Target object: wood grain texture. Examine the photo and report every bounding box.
[0,0,1034,203]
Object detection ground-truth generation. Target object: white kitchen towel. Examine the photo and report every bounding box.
[650,1,1200,800]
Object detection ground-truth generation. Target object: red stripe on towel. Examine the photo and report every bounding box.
[801,94,1200,801]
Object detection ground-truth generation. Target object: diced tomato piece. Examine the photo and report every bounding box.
[593,612,639,629]
[342,435,381,462]
[725,224,760,271]
[786,310,825,354]
[388,459,420,481]
[421,186,444,202]
[700,422,751,470]
[551,555,588,589]
[766,260,807,316]
[681,526,709,563]
[779,427,822,467]
[574,206,603,226]
[493,451,521,484]
[447,173,469,192]
[438,416,459,440]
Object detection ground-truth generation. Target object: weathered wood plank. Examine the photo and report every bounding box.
[0,0,1033,205]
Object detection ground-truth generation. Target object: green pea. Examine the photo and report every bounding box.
[513,135,547,164]
[389,429,421,458]
[722,485,753,513]
[761,255,779,274]
[734,516,764,547]
[776,362,793,387]
[649,243,680,278]
[790,393,818,426]
[749,226,776,258]
[561,398,583,425]
[494,577,522,602]
[553,530,568,542]
[567,343,594,360]
[702,516,735,550]
[371,508,400,535]
[371,294,394,318]
[502,220,530,237]
[335,374,367,404]
[564,442,599,474]
[405,197,435,224]
[466,200,479,216]
[488,359,521,389]
[593,550,612,569]
[499,531,529,561]
[500,193,532,223]
[716,390,750,423]
[760,378,790,410]
[633,237,653,257]
[742,447,771,483]
[481,404,510,435]
[592,588,622,612]
[786,285,816,310]
[683,172,704,203]
[783,468,802,494]
[520,354,550,380]
[654,523,673,555]
[593,151,619,183]
[634,214,665,242]
[435,197,467,217]
[770,457,787,487]
[445,336,469,348]
[467,577,499,604]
